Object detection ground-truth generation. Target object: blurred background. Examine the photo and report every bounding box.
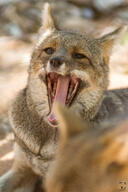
[0,0,128,176]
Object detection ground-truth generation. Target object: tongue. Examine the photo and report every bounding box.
[48,75,70,125]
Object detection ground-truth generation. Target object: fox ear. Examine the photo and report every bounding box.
[54,103,88,144]
[98,27,126,64]
[42,3,57,31]
[113,119,128,163]
[101,118,128,165]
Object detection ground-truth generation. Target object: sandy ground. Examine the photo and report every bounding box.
[0,136,13,176]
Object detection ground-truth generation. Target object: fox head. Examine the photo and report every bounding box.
[28,3,124,126]
[46,104,128,192]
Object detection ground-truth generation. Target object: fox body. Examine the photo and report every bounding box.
[46,105,128,192]
[0,3,128,192]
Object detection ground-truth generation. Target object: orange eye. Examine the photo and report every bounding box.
[44,47,55,55]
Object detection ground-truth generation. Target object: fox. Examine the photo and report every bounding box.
[46,104,128,192]
[0,2,128,192]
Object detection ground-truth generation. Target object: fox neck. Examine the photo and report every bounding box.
[27,73,50,118]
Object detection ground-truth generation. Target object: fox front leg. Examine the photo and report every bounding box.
[0,143,39,192]
[0,167,39,192]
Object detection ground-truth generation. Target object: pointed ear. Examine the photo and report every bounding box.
[101,119,128,164]
[54,103,88,144]
[113,119,128,163]
[41,3,58,32]
[98,27,127,64]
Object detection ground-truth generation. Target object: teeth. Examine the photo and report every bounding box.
[47,73,79,108]
[53,81,57,97]
[67,83,74,100]
[47,76,52,107]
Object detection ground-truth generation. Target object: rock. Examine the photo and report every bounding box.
[94,0,125,11]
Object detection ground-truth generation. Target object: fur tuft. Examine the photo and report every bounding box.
[54,103,88,143]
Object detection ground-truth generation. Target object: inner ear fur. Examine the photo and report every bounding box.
[97,27,127,64]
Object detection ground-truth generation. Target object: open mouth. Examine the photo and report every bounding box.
[47,72,79,126]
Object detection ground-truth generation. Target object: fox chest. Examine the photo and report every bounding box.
[25,138,58,176]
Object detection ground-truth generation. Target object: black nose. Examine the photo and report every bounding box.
[50,57,63,68]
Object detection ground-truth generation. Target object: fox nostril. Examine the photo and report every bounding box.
[50,57,63,68]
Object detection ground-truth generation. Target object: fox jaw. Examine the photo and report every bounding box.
[29,3,123,127]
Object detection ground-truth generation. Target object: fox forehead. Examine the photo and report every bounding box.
[54,31,92,41]
[38,30,99,57]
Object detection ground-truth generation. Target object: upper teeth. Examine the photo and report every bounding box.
[53,82,57,97]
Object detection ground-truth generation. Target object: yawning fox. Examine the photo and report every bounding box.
[0,3,128,192]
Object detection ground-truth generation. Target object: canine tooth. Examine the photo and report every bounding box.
[53,82,57,96]
[47,76,52,107]
[67,84,73,100]
[72,81,79,97]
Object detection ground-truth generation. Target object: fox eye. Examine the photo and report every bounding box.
[73,53,86,59]
[44,47,55,55]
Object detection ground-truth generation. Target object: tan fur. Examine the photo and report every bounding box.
[0,3,128,192]
[46,105,128,192]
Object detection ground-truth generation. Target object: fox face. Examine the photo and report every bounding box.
[28,3,123,126]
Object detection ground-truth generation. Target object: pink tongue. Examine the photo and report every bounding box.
[48,76,70,125]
